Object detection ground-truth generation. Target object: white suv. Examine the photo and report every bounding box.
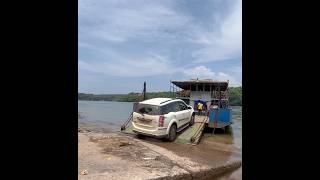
[132,98,195,141]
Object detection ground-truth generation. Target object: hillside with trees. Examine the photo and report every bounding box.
[79,87,242,106]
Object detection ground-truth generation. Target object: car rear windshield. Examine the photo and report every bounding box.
[133,103,162,115]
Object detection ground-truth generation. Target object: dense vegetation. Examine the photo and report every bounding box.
[79,87,242,106]
[78,92,176,102]
[228,87,242,106]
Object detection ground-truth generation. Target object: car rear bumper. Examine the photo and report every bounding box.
[132,130,168,138]
[132,124,168,138]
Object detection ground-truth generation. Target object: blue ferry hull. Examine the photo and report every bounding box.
[208,108,232,128]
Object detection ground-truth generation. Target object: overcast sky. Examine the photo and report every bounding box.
[79,0,242,94]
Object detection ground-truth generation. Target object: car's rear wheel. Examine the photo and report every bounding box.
[189,114,195,126]
[167,124,177,142]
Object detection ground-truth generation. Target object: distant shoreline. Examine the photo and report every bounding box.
[78,99,134,102]
[78,87,242,106]
[78,99,242,107]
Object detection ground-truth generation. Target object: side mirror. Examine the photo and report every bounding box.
[187,106,192,109]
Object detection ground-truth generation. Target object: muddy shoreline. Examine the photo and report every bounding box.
[78,124,242,179]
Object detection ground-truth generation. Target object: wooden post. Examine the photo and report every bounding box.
[143,81,146,100]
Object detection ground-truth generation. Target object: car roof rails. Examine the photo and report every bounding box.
[160,99,174,104]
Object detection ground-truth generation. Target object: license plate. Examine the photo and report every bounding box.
[138,117,151,122]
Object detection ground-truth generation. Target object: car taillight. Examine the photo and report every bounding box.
[159,115,165,127]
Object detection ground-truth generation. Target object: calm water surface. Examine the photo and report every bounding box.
[78,100,242,149]
[78,100,133,130]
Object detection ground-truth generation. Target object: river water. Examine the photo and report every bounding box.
[78,100,242,150]
[78,101,133,129]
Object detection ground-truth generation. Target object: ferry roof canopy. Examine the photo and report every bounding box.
[171,79,229,91]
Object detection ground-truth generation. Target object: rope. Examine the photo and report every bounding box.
[120,112,133,131]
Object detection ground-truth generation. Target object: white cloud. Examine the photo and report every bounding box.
[181,66,241,86]
[79,0,242,62]
[79,0,193,43]
[217,73,241,86]
[191,0,242,62]
[230,66,242,73]
[78,0,242,92]
[182,66,215,79]
[79,53,173,77]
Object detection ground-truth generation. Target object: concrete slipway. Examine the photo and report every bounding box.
[78,115,242,180]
